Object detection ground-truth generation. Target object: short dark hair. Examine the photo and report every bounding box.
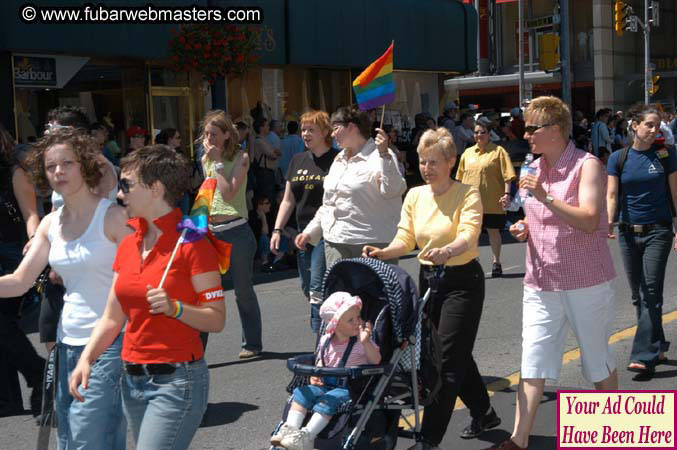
[155,128,178,145]
[28,128,102,192]
[330,107,371,139]
[119,144,191,206]
[287,121,299,134]
[47,106,90,130]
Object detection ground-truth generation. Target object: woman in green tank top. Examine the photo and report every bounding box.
[200,110,262,359]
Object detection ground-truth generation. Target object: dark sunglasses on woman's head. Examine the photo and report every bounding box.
[524,123,555,134]
[118,178,134,194]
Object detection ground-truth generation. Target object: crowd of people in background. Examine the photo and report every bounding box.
[0,94,676,450]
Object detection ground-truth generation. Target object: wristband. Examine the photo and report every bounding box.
[172,300,183,319]
[272,228,283,234]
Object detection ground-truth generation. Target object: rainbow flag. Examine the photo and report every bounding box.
[178,178,232,274]
[352,42,395,111]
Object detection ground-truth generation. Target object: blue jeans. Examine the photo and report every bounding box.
[297,239,326,333]
[293,383,350,416]
[618,227,674,366]
[56,334,126,450]
[213,222,262,351]
[122,359,209,450]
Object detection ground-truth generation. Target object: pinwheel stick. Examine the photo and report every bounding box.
[159,228,187,288]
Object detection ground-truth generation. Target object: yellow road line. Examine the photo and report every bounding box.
[400,309,677,428]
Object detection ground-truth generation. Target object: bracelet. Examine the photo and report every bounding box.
[272,228,283,234]
[172,300,183,319]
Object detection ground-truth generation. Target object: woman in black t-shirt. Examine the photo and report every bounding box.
[270,111,338,332]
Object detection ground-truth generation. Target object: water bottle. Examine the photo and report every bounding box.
[519,153,536,204]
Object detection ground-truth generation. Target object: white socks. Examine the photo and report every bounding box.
[286,409,306,429]
[303,413,330,438]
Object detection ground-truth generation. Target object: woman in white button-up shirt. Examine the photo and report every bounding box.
[295,106,406,267]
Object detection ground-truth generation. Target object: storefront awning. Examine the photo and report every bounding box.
[286,0,478,73]
[444,70,561,90]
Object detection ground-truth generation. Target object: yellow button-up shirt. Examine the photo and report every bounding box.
[456,142,516,215]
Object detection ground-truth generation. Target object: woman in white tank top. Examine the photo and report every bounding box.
[0,128,131,450]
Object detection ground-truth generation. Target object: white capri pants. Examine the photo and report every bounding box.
[521,281,616,383]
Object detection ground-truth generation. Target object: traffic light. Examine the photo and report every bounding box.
[615,1,628,36]
[650,75,660,96]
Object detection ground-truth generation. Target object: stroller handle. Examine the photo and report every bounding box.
[287,354,391,379]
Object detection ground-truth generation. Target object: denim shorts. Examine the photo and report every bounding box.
[121,358,209,450]
[293,383,350,416]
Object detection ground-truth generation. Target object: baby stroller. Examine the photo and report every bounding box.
[271,257,443,450]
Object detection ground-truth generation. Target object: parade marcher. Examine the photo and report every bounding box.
[456,121,516,277]
[498,96,618,450]
[201,110,263,358]
[295,106,406,267]
[251,117,281,205]
[363,127,500,450]
[0,128,131,449]
[270,292,380,450]
[607,104,677,376]
[0,123,44,418]
[69,145,225,450]
[271,110,339,332]
[591,108,613,162]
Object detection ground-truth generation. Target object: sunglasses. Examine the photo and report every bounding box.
[524,123,555,134]
[118,178,135,194]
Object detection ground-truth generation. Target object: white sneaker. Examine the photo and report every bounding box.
[271,423,298,446]
[280,428,314,450]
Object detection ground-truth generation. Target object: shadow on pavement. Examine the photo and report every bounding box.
[200,401,258,427]
[208,351,309,370]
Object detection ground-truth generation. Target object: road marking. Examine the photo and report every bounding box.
[400,309,677,428]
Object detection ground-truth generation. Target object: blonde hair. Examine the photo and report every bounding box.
[198,110,239,161]
[300,110,332,146]
[524,96,572,141]
[416,128,457,160]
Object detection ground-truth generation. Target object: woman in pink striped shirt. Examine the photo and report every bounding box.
[490,97,618,450]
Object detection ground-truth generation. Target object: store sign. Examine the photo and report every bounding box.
[14,56,57,87]
[654,58,677,70]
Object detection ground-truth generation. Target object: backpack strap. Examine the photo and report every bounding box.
[615,146,630,209]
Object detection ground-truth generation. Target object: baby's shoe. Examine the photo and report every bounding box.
[271,422,298,446]
[280,428,314,450]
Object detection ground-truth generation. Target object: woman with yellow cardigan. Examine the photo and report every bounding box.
[363,128,500,450]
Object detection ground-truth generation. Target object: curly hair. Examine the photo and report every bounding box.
[0,123,16,167]
[120,144,191,206]
[27,128,102,192]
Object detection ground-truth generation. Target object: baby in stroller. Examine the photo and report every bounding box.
[271,292,381,450]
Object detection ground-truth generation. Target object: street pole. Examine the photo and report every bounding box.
[644,0,650,105]
[475,0,481,74]
[560,0,572,107]
[518,0,524,106]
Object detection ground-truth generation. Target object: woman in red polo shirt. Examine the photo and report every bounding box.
[69,145,225,450]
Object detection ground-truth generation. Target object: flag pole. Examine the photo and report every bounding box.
[379,104,386,129]
[159,228,187,288]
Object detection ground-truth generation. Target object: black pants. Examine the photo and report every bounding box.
[419,260,491,445]
[0,241,45,410]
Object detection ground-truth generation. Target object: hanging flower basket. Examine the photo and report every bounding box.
[169,24,262,84]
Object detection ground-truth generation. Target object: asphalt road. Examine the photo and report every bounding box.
[2,231,676,450]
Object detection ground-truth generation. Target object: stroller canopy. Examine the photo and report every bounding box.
[322,258,419,344]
